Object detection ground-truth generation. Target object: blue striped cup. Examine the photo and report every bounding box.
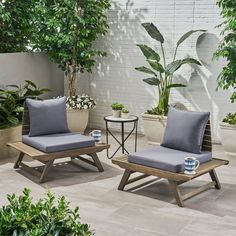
[90,130,102,143]
[184,157,200,175]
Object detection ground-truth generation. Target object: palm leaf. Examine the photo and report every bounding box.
[136,44,160,62]
[176,30,206,48]
[135,66,157,76]
[142,23,164,43]
[166,83,186,89]
[147,60,164,73]
[143,77,160,86]
[166,58,201,75]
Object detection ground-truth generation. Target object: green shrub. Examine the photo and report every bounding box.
[111,102,124,110]
[223,113,236,125]
[0,188,93,236]
[0,80,50,129]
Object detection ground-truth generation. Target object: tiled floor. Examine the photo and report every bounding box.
[0,131,235,236]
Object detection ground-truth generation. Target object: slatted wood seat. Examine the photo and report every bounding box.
[8,104,110,183]
[112,120,229,207]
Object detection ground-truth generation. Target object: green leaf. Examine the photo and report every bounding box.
[166,58,201,74]
[25,80,37,88]
[176,30,207,48]
[7,116,19,125]
[142,23,164,43]
[147,60,164,73]
[135,66,157,76]
[136,44,160,62]
[143,77,160,86]
[166,83,187,89]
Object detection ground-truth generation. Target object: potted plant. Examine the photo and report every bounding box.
[219,113,236,155]
[0,80,50,159]
[0,188,93,235]
[214,0,236,155]
[135,22,205,144]
[31,0,111,131]
[111,102,124,118]
[66,94,96,133]
[121,108,130,119]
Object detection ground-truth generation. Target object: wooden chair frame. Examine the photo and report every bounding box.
[8,104,110,183]
[112,120,229,207]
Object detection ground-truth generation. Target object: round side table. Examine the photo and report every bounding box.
[104,115,138,159]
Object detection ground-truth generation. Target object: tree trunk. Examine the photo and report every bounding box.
[68,65,77,97]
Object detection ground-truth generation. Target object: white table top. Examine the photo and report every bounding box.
[104,115,138,122]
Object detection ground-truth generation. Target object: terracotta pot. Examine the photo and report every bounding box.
[66,109,89,133]
[220,122,236,156]
[141,113,167,144]
[0,125,22,160]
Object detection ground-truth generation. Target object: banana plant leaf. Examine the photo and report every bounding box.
[147,60,164,73]
[135,66,157,76]
[166,58,201,75]
[176,30,207,48]
[142,23,164,43]
[166,83,186,89]
[143,77,160,86]
[136,44,160,62]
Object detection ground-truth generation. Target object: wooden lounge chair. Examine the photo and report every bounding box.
[112,120,229,207]
[8,104,109,183]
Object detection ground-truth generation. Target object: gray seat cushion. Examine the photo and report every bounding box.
[26,97,69,137]
[161,107,210,154]
[128,146,212,173]
[22,132,95,153]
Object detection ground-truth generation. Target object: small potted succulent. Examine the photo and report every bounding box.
[121,108,130,119]
[111,102,124,118]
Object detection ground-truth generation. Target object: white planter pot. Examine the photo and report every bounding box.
[67,109,89,133]
[220,122,236,156]
[121,112,130,119]
[142,113,167,144]
[0,125,22,160]
[112,110,121,118]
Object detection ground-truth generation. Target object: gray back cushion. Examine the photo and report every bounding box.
[161,107,210,154]
[26,97,69,136]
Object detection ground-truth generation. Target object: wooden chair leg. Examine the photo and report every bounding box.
[14,152,24,169]
[39,160,54,183]
[89,153,104,172]
[118,169,132,191]
[168,180,185,207]
[209,169,221,189]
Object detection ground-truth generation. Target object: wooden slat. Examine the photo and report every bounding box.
[112,155,229,182]
[20,163,41,178]
[7,142,110,160]
[182,181,216,201]
[126,173,150,185]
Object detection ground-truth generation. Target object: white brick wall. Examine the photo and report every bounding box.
[77,0,236,142]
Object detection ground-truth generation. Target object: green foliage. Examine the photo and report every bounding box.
[122,108,129,113]
[214,0,236,103]
[0,80,50,129]
[32,0,111,97]
[223,112,236,125]
[0,0,111,97]
[0,188,93,235]
[0,0,34,52]
[135,22,205,115]
[111,102,124,110]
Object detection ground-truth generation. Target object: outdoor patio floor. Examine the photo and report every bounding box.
[0,131,236,236]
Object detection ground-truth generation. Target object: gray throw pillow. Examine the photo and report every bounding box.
[161,107,210,154]
[26,97,69,137]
